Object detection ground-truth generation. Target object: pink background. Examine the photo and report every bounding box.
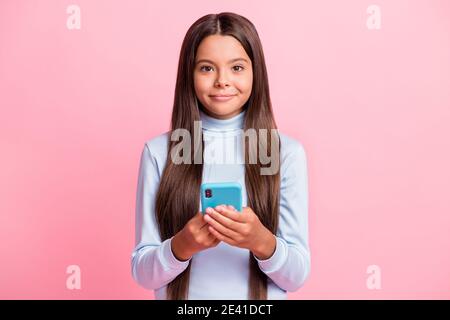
[1,0,449,299]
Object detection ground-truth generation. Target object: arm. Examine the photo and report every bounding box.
[252,140,311,292]
[131,142,191,290]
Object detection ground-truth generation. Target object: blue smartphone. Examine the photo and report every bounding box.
[200,182,242,214]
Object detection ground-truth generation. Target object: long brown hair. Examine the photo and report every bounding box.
[155,12,281,300]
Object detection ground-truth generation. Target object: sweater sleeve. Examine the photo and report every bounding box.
[252,140,311,292]
[131,142,191,291]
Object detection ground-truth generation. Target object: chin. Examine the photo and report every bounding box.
[208,106,240,117]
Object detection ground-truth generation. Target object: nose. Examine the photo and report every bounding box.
[214,72,230,88]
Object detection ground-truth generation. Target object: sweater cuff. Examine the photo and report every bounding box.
[161,237,192,269]
[253,236,288,272]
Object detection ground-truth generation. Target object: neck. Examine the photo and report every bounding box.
[199,108,246,133]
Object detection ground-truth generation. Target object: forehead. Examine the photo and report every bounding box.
[195,35,250,62]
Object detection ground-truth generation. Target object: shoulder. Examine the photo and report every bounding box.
[142,131,171,167]
[278,131,308,176]
[279,131,307,162]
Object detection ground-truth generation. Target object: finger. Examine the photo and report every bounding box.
[207,207,246,233]
[199,221,209,230]
[208,236,221,247]
[211,206,247,228]
[215,205,246,223]
[204,212,241,240]
[208,225,237,246]
[198,221,216,241]
[200,213,215,230]
[227,205,236,211]
[200,211,214,229]
[207,230,220,243]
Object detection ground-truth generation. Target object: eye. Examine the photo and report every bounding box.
[200,65,213,72]
[233,65,244,72]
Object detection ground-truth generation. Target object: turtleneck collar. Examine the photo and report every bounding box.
[199,108,246,133]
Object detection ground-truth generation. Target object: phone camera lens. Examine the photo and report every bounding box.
[205,189,212,198]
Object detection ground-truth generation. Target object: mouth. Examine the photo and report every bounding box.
[209,94,237,102]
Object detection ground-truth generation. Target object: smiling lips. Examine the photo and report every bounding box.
[209,94,237,102]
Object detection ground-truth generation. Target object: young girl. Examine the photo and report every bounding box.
[131,12,310,300]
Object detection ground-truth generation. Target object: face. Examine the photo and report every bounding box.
[194,35,253,120]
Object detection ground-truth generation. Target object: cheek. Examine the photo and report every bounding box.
[236,75,253,95]
[194,75,213,94]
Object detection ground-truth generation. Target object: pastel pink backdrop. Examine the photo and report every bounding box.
[0,0,449,299]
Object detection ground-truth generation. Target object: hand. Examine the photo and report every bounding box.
[203,205,276,259]
[172,212,221,261]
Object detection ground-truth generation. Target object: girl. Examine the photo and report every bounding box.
[131,12,310,300]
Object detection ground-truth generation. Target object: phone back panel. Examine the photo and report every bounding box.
[200,182,242,214]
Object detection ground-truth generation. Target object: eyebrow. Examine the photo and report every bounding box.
[195,58,249,65]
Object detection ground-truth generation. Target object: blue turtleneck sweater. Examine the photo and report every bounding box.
[131,109,310,299]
